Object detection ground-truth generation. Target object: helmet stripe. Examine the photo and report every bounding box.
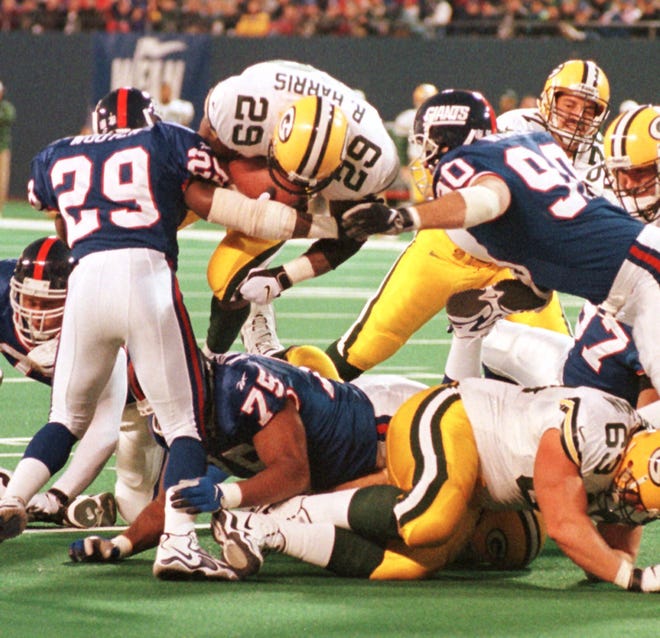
[33,236,58,281]
[309,103,337,179]
[117,88,129,129]
[583,60,597,89]
[610,108,638,160]
[296,96,322,177]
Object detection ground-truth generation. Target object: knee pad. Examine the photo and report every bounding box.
[285,345,341,380]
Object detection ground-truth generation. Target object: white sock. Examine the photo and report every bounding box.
[4,458,51,503]
[295,489,357,528]
[163,485,195,535]
[444,334,483,381]
[278,520,336,568]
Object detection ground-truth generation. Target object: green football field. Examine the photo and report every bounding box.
[0,201,658,638]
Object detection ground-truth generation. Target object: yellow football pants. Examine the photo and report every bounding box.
[369,384,482,579]
[330,229,569,374]
[207,230,284,303]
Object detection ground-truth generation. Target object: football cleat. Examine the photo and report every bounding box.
[212,509,283,580]
[26,490,66,524]
[240,303,284,357]
[447,280,549,340]
[0,495,27,541]
[153,530,238,580]
[0,467,12,494]
[63,493,117,529]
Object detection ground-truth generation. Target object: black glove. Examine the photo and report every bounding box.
[341,202,419,241]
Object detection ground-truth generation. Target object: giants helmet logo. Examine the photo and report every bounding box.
[424,105,471,127]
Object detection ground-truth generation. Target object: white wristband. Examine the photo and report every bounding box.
[614,560,633,589]
[283,257,316,285]
[220,481,242,509]
[459,185,503,228]
[308,215,339,239]
[112,534,134,559]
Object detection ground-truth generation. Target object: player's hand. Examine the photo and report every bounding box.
[69,536,120,562]
[170,476,224,514]
[26,338,59,376]
[630,565,660,593]
[238,266,292,305]
[341,202,419,241]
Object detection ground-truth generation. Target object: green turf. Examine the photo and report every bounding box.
[1,201,658,638]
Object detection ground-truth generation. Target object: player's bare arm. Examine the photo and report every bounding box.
[534,429,638,587]
[340,174,510,241]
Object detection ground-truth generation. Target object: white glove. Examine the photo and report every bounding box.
[238,266,292,305]
[26,338,59,376]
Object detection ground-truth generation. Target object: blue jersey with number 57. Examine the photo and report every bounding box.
[562,302,643,405]
[28,122,228,268]
[208,353,379,491]
[435,131,644,303]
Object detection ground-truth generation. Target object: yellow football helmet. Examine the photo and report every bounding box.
[539,59,610,153]
[609,430,660,526]
[412,83,439,109]
[604,105,660,223]
[455,508,547,570]
[268,95,348,194]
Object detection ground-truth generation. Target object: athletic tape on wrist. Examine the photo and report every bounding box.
[219,482,242,509]
[112,534,133,558]
[283,257,316,285]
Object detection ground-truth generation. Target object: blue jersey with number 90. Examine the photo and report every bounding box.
[435,131,643,303]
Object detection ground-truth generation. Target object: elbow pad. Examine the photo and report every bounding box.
[460,185,503,228]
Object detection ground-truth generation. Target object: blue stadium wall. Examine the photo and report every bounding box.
[0,32,657,198]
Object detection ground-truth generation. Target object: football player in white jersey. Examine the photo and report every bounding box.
[196,60,400,357]
[323,59,611,383]
[210,380,660,591]
[497,59,611,197]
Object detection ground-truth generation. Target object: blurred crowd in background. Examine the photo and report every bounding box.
[0,0,658,39]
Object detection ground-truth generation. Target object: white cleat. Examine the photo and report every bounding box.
[0,496,27,541]
[211,509,283,580]
[153,530,239,581]
[240,304,284,357]
[63,492,117,528]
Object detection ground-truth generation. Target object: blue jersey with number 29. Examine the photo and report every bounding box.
[28,122,228,268]
[435,131,644,303]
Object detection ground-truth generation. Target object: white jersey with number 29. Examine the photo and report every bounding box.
[205,60,399,201]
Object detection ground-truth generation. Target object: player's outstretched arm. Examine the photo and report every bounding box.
[341,175,509,241]
[184,180,337,241]
[534,430,659,592]
[238,235,363,304]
